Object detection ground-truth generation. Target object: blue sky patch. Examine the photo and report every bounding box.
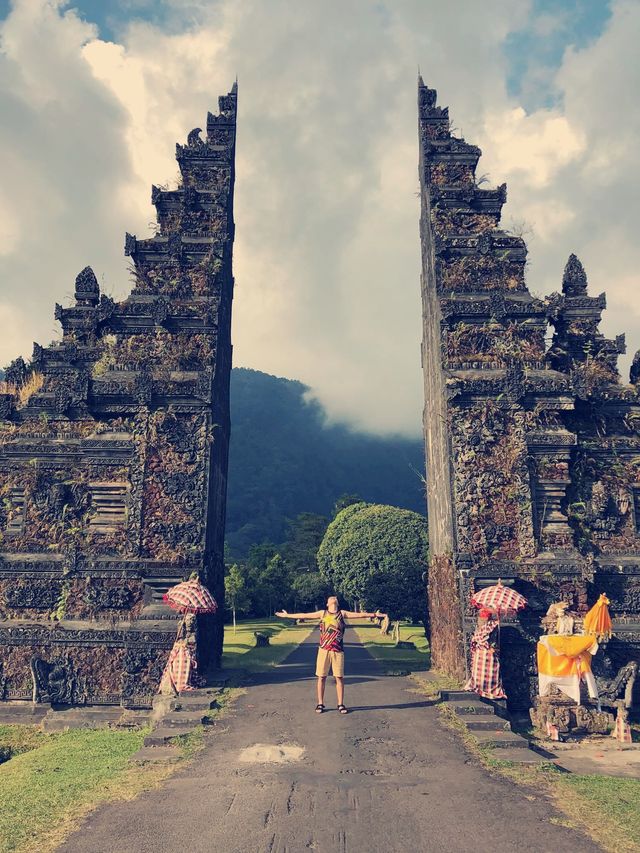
[0,0,210,41]
[504,0,613,109]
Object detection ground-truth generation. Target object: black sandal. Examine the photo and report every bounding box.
[337,704,348,714]
[315,704,325,713]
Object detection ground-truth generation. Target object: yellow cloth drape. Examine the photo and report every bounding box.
[537,634,599,703]
[537,634,598,675]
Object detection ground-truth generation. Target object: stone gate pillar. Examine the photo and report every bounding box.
[418,79,640,708]
[0,85,237,706]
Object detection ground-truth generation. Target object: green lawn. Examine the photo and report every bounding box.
[349,621,430,672]
[554,773,640,852]
[0,724,48,762]
[0,726,171,853]
[221,617,315,672]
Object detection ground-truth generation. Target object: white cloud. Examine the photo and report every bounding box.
[0,0,639,432]
[0,191,20,255]
[481,107,584,188]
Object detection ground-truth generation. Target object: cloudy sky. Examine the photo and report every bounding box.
[0,0,638,436]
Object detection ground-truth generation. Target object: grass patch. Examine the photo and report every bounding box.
[492,763,640,853]
[0,685,243,853]
[0,725,171,853]
[350,622,430,672]
[410,670,464,701]
[0,724,48,762]
[222,617,314,672]
[553,773,640,853]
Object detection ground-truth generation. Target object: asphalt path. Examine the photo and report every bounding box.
[58,627,602,853]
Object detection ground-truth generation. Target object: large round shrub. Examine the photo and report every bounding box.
[317,502,428,624]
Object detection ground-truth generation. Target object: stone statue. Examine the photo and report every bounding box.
[541,601,575,636]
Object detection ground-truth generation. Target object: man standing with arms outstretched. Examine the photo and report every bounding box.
[276,596,386,714]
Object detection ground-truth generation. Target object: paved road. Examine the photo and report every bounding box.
[59,628,601,853]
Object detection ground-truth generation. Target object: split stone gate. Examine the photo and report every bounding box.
[1,79,639,712]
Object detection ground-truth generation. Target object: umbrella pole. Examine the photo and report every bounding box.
[175,614,185,641]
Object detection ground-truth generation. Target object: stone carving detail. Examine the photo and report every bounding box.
[4,356,28,386]
[4,583,61,610]
[124,232,136,256]
[187,127,204,147]
[152,297,170,326]
[595,659,637,709]
[30,654,85,704]
[74,266,100,304]
[562,253,588,296]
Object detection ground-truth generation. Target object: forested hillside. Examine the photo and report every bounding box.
[226,368,425,556]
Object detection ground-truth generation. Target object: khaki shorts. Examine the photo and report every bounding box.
[316,648,345,677]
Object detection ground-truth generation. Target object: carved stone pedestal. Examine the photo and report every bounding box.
[530,689,613,740]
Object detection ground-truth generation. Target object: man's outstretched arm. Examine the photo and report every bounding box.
[342,609,386,619]
[275,609,323,620]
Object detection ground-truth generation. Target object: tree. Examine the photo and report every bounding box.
[291,571,331,610]
[224,563,249,634]
[317,502,429,627]
[258,553,290,616]
[332,493,362,517]
[247,541,278,571]
[279,512,329,571]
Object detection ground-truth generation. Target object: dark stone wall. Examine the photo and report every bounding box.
[0,85,237,705]
[418,91,463,674]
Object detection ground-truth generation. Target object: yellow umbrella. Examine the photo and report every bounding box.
[583,593,613,641]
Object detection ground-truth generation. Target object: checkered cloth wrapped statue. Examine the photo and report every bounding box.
[159,639,197,694]
[465,609,506,700]
[158,579,217,695]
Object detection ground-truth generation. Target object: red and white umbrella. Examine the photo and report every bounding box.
[470,580,526,615]
[163,579,218,615]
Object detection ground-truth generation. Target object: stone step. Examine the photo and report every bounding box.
[144,726,192,746]
[448,700,497,716]
[0,701,50,718]
[145,578,184,600]
[129,745,182,763]
[464,715,511,732]
[204,674,231,688]
[140,604,176,618]
[179,687,222,698]
[41,707,124,732]
[159,711,208,727]
[490,747,551,765]
[174,696,218,712]
[0,713,47,727]
[441,690,478,702]
[472,730,530,750]
[443,691,507,716]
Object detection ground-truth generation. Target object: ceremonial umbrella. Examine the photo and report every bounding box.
[163,579,218,615]
[470,580,527,616]
[583,593,613,641]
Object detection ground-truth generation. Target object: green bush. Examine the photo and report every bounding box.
[318,502,428,625]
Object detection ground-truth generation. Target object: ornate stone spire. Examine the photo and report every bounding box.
[74,266,100,306]
[562,253,588,296]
